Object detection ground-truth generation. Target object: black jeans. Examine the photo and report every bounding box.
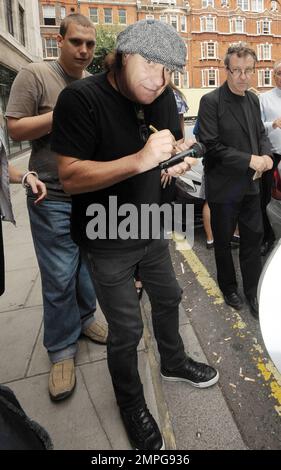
[209,195,263,299]
[86,238,186,411]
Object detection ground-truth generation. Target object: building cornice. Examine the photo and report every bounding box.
[192,8,280,17]
[138,6,190,12]
[0,32,40,64]
[78,1,136,5]
[191,30,281,38]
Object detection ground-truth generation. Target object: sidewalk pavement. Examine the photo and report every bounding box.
[0,152,247,450]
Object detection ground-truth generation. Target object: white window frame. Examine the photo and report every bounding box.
[151,0,176,4]
[89,7,98,23]
[258,69,272,87]
[257,43,272,61]
[207,42,215,58]
[170,15,178,30]
[270,1,278,11]
[202,0,215,7]
[201,41,218,59]
[60,7,66,19]
[183,71,189,88]
[201,68,219,87]
[257,19,271,35]
[252,0,264,12]
[229,17,245,33]
[42,5,55,18]
[237,0,250,10]
[159,15,168,23]
[180,16,186,32]
[104,8,112,24]
[118,9,127,25]
[200,16,216,32]
[43,38,58,59]
[42,5,56,26]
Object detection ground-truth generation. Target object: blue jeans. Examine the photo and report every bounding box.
[86,238,186,411]
[27,197,96,363]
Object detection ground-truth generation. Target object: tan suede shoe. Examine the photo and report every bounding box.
[49,358,76,401]
[82,320,108,345]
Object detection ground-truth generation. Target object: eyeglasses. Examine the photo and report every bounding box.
[227,67,255,77]
[135,106,149,143]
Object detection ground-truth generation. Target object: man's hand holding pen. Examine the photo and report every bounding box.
[136,129,175,173]
[150,125,198,176]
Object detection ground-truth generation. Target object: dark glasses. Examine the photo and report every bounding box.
[135,106,149,143]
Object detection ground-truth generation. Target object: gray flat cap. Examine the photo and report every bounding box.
[116,19,186,72]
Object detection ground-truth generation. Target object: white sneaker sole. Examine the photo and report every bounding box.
[135,440,165,451]
[161,370,219,388]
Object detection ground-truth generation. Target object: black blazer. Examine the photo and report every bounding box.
[198,81,272,203]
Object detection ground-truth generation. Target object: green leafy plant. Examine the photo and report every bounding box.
[87,25,124,74]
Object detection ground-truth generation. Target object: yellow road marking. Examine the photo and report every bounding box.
[173,237,223,305]
[174,237,281,415]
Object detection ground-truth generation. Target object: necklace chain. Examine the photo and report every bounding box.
[113,72,122,94]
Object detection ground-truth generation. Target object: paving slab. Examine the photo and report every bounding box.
[3,241,38,271]
[8,369,111,450]
[25,272,43,307]
[0,267,38,312]
[0,306,42,382]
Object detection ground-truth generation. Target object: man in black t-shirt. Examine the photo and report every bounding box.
[52,19,219,451]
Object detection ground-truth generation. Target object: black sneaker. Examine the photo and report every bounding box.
[231,235,240,249]
[161,358,219,388]
[120,405,164,450]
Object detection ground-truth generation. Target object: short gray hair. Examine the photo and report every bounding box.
[224,43,257,68]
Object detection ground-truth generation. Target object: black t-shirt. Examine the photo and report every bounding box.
[230,90,259,195]
[51,72,181,250]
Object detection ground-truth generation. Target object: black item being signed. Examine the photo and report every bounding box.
[159,142,206,170]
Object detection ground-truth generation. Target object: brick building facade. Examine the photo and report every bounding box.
[38,0,281,114]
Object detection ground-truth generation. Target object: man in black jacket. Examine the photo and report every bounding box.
[198,44,273,319]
